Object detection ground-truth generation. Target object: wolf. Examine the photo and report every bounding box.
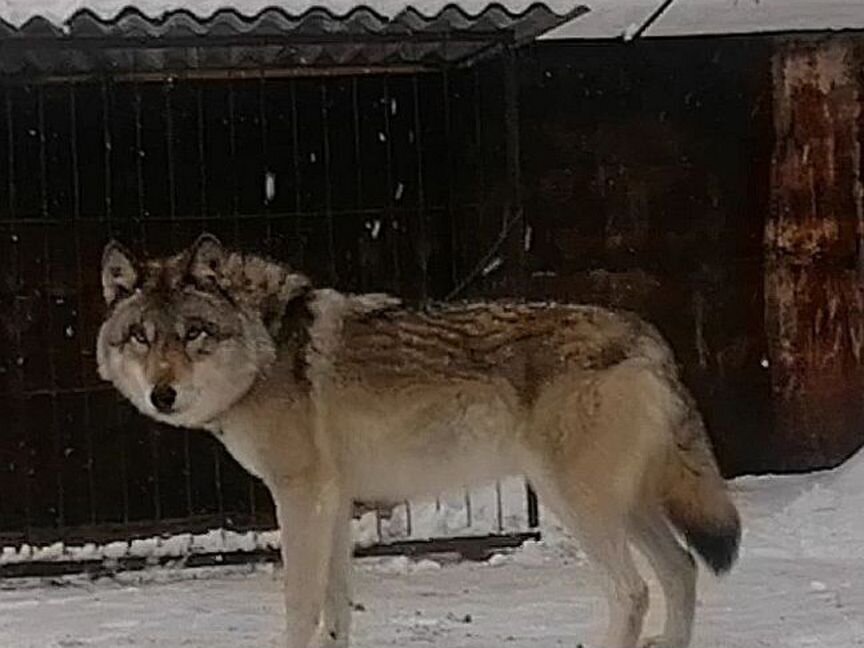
[96,233,741,648]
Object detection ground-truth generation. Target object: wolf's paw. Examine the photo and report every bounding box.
[307,624,348,648]
[639,635,688,648]
[311,631,348,648]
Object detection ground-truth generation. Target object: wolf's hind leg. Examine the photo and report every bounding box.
[533,475,649,648]
[629,510,696,648]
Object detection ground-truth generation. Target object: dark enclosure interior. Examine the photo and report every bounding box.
[0,64,516,546]
[515,39,776,474]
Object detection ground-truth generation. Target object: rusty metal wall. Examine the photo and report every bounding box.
[766,36,864,471]
[510,39,777,476]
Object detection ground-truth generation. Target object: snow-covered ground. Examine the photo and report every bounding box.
[4,450,864,648]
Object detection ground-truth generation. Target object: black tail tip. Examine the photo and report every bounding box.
[685,524,741,575]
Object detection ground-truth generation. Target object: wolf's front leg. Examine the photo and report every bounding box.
[320,498,353,648]
[274,478,342,648]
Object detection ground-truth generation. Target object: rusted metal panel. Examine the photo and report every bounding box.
[517,39,774,475]
[765,36,864,470]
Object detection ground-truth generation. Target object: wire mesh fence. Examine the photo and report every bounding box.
[0,65,538,557]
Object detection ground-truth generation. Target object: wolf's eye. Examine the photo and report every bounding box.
[129,324,149,346]
[185,325,204,342]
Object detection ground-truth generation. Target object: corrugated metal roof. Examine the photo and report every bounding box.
[542,0,864,40]
[0,2,588,75]
[0,0,579,26]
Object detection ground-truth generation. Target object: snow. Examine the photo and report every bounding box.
[734,445,864,561]
[540,0,669,40]
[542,0,864,40]
[646,0,864,37]
[0,0,581,26]
[4,448,864,646]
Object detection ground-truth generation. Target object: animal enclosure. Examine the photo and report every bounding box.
[0,57,543,553]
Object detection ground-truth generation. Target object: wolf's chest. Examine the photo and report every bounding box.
[210,410,315,487]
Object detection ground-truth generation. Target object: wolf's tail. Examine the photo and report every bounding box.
[661,408,741,575]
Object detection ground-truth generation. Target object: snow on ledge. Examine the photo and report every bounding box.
[1,480,532,566]
[647,0,864,37]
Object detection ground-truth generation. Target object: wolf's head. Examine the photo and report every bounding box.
[96,234,310,429]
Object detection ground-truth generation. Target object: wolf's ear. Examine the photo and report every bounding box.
[187,233,226,286]
[101,241,139,306]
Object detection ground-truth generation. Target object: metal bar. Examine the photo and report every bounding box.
[0,204,462,226]
[228,82,240,243]
[503,47,526,294]
[495,481,504,534]
[444,205,522,301]
[4,65,439,86]
[151,429,166,523]
[5,384,114,398]
[320,81,337,284]
[37,86,47,218]
[382,78,400,291]
[5,90,15,217]
[213,444,225,523]
[69,85,95,524]
[0,30,516,52]
[101,80,112,221]
[526,483,539,529]
[228,80,238,220]
[183,431,193,518]
[289,80,302,217]
[258,76,272,244]
[134,84,145,221]
[248,478,257,523]
[84,393,96,525]
[165,81,176,219]
[0,512,265,547]
[631,0,676,40]
[411,74,428,301]
[441,69,456,290]
[38,85,65,530]
[0,532,542,579]
[473,65,486,221]
[69,85,80,219]
[351,77,363,209]
[116,400,130,524]
[196,84,207,216]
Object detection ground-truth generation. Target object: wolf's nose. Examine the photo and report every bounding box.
[150,384,177,413]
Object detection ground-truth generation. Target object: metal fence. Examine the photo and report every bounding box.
[0,65,538,558]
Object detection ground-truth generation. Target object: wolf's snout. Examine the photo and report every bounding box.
[150,384,177,414]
